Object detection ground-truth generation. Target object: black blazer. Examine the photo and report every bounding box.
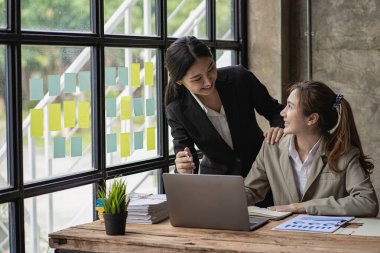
[166,65,284,177]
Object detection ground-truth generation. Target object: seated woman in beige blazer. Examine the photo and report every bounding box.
[244,81,378,216]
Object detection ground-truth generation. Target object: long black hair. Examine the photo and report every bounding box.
[164,36,213,106]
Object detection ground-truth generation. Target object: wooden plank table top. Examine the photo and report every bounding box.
[49,216,380,253]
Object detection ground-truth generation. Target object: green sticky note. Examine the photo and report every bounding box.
[79,71,91,91]
[48,75,61,96]
[48,103,61,131]
[106,133,117,153]
[30,78,44,100]
[134,131,143,150]
[118,67,128,85]
[120,96,131,120]
[71,136,82,157]
[30,109,44,137]
[54,137,66,158]
[131,63,140,87]
[78,101,90,128]
[147,127,155,151]
[133,98,143,116]
[146,98,155,116]
[120,133,130,157]
[64,101,76,128]
[105,67,116,86]
[106,98,117,117]
[144,62,154,86]
[64,73,76,93]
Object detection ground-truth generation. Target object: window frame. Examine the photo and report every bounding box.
[0,1,247,252]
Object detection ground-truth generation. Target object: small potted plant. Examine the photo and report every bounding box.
[97,176,130,235]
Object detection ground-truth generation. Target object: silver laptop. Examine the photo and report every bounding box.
[163,173,268,231]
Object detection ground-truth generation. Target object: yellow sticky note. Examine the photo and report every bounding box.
[131,63,140,87]
[147,127,155,151]
[30,109,43,137]
[64,101,76,128]
[120,133,130,157]
[48,103,61,131]
[144,62,154,86]
[78,101,90,128]
[120,96,131,120]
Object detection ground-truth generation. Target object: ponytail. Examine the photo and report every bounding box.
[324,99,374,174]
[164,79,184,106]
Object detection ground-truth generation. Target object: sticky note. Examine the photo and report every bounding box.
[105,67,116,86]
[30,109,43,137]
[48,103,61,131]
[107,133,117,153]
[64,101,76,128]
[133,98,143,116]
[118,67,128,85]
[146,98,155,116]
[78,101,90,128]
[120,133,130,157]
[106,98,117,117]
[71,136,82,157]
[54,137,66,158]
[48,75,61,96]
[64,73,76,93]
[134,131,143,150]
[131,63,140,87]
[147,127,155,150]
[120,96,131,120]
[144,62,154,86]
[30,78,44,100]
[79,71,91,91]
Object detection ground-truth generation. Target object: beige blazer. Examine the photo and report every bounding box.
[244,135,378,216]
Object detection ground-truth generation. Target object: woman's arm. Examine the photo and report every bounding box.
[166,105,199,173]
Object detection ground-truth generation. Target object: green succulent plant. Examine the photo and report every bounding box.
[98,177,130,215]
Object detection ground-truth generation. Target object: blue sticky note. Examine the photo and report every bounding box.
[30,78,44,100]
[134,131,143,150]
[48,75,61,96]
[79,71,91,91]
[107,133,117,153]
[105,67,116,86]
[54,137,66,158]
[118,67,128,85]
[71,136,82,157]
[133,98,143,116]
[146,98,155,116]
[106,98,117,117]
[64,73,76,93]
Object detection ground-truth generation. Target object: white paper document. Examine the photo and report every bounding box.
[273,215,354,233]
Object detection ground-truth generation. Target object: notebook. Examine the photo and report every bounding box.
[248,206,292,220]
[163,173,268,231]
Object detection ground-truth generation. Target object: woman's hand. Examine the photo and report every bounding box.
[175,147,196,174]
[267,203,306,213]
[264,127,285,144]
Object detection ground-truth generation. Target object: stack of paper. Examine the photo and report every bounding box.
[248,206,292,220]
[273,215,354,233]
[127,193,168,224]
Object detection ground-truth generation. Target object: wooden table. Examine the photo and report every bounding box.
[49,217,380,253]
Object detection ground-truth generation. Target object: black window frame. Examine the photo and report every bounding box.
[0,1,247,252]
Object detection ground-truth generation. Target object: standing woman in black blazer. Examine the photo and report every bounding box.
[165,36,284,178]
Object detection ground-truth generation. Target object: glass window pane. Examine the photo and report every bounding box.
[21,0,91,32]
[24,184,93,253]
[105,47,159,167]
[0,45,7,189]
[216,49,236,68]
[0,203,10,252]
[107,169,160,194]
[21,45,93,183]
[104,0,157,36]
[167,0,207,39]
[0,0,6,28]
[216,0,235,40]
